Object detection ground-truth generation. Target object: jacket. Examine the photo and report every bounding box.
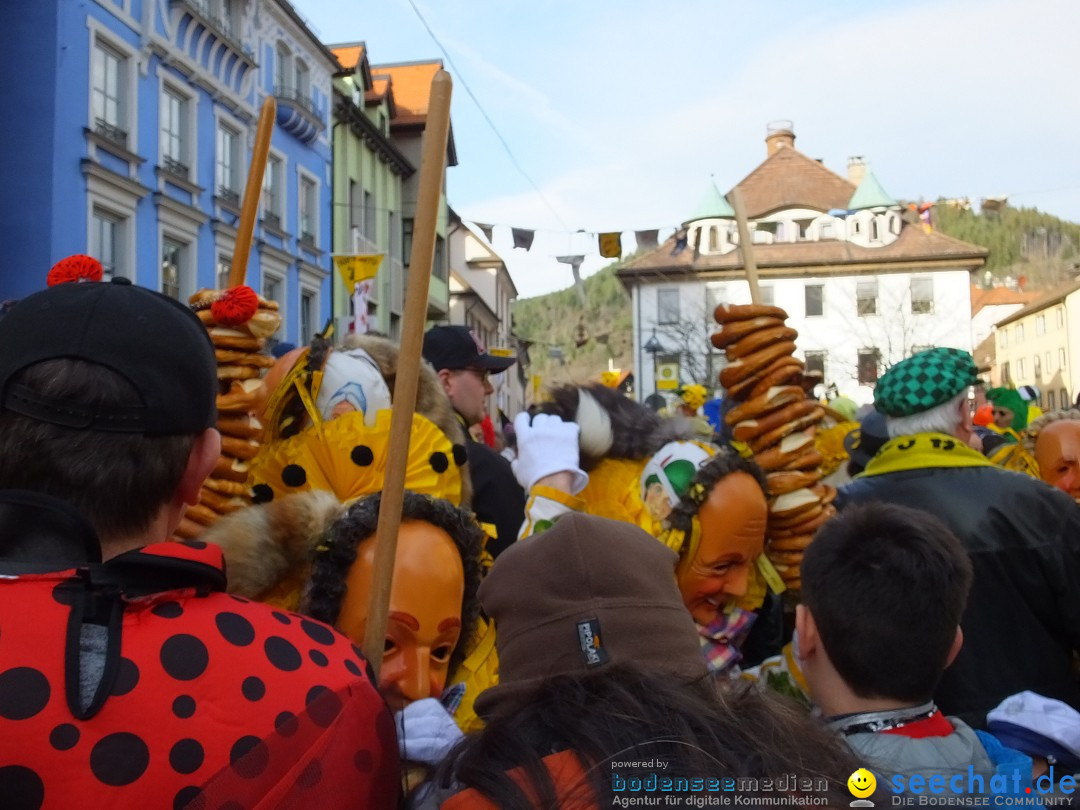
[461,417,526,559]
[837,434,1080,725]
[0,491,400,809]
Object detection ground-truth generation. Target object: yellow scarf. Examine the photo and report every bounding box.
[859,432,994,478]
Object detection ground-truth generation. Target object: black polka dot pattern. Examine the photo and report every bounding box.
[350,445,374,466]
[271,611,291,625]
[49,723,79,751]
[90,732,149,786]
[169,738,204,774]
[275,711,299,737]
[306,685,343,728]
[298,759,322,788]
[281,464,307,487]
[173,786,201,810]
[251,483,274,503]
[429,451,449,473]
[344,658,363,678]
[264,636,301,671]
[308,649,328,667]
[0,765,44,810]
[230,735,270,779]
[452,444,468,466]
[160,635,209,681]
[151,601,183,619]
[354,749,374,773]
[172,695,196,718]
[111,658,139,696]
[0,667,50,720]
[51,582,79,606]
[300,619,335,646]
[215,612,255,647]
[242,676,265,701]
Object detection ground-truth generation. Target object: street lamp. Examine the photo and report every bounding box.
[643,329,665,355]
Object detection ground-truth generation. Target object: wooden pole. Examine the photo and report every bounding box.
[730,187,762,306]
[359,70,453,675]
[228,97,276,288]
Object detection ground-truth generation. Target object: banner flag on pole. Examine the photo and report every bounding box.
[333,254,384,289]
[598,232,622,258]
[512,228,535,251]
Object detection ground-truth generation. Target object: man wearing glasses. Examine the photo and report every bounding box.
[423,325,525,558]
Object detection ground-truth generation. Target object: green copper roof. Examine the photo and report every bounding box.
[687,182,735,221]
[848,170,897,210]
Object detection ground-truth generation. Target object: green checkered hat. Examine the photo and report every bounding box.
[874,347,980,417]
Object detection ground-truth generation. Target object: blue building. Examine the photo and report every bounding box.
[0,0,338,345]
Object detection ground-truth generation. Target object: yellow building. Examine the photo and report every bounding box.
[993,279,1080,412]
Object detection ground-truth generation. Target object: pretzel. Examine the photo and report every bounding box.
[199,487,248,514]
[767,533,815,552]
[770,505,836,539]
[756,437,820,472]
[749,408,825,454]
[765,469,822,496]
[214,349,275,368]
[173,516,205,541]
[713,303,788,324]
[732,399,820,442]
[724,326,799,361]
[186,503,220,527]
[726,385,805,426]
[725,356,803,401]
[210,328,264,352]
[217,364,261,380]
[217,414,264,441]
[221,435,260,460]
[216,380,262,413]
[770,503,824,530]
[213,454,251,483]
[710,317,784,350]
[202,476,250,497]
[719,342,797,389]
[769,487,821,519]
[766,548,806,566]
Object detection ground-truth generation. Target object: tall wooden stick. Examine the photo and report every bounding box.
[228,97,276,288]
[359,70,453,675]
[730,187,762,306]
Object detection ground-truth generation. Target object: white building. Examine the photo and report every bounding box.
[618,123,989,406]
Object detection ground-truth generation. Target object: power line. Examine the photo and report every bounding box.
[402,0,571,232]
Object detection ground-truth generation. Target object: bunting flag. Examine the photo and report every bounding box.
[333,254,384,289]
[476,223,494,243]
[512,227,535,250]
[598,232,622,259]
[635,229,659,251]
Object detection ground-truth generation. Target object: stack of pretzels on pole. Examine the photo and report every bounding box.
[172,285,281,540]
[711,303,836,591]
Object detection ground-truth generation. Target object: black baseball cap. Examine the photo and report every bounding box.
[843,409,889,472]
[422,325,516,373]
[0,278,217,435]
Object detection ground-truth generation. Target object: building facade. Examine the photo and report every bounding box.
[446,208,524,422]
[0,0,336,345]
[617,123,989,406]
[993,281,1080,411]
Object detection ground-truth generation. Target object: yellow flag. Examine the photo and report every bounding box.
[333,254,384,288]
[598,232,622,259]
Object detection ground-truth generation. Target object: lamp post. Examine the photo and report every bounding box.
[643,328,665,395]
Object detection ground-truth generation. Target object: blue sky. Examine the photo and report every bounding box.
[297,0,1080,298]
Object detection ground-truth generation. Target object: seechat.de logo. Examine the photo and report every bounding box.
[849,768,877,807]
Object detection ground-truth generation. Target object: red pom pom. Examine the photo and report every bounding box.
[211,285,259,326]
[47,254,104,286]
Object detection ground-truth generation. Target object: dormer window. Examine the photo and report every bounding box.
[853,220,862,235]
[708,226,721,252]
[870,219,879,241]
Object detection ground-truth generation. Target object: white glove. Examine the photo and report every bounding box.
[511,412,589,495]
[395,697,464,766]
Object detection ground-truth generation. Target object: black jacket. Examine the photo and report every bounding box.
[837,465,1080,727]
[463,431,525,560]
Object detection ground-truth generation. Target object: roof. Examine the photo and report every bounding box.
[970,285,1042,316]
[618,223,988,281]
[329,42,372,89]
[369,60,444,126]
[728,146,856,218]
[848,170,898,210]
[273,0,343,70]
[687,182,734,222]
[994,279,1080,327]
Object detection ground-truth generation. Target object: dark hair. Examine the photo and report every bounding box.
[303,491,484,676]
[666,448,767,559]
[432,664,857,808]
[800,501,973,702]
[0,359,194,541]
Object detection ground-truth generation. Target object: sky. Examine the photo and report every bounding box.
[298,0,1080,299]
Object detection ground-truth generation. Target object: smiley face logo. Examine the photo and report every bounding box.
[848,768,877,799]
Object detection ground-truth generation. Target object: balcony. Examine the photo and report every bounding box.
[161,155,190,179]
[169,0,256,96]
[273,86,325,144]
[94,118,128,147]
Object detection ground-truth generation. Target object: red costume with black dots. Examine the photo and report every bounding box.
[0,540,400,809]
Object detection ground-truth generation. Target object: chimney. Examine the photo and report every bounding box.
[847,156,866,187]
[765,120,795,156]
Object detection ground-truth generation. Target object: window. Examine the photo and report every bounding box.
[708,226,721,252]
[910,278,933,314]
[215,0,235,36]
[870,219,879,241]
[216,123,240,203]
[1048,390,1057,411]
[1060,348,1067,370]
[1001,361,1011,384]
[349,181,361,230]
[758,285,775,306]
[1017,358,1025,378]
[805,284,824,317]
[402,218,414,266]
[275,42,290,91]
[1036,314,1046,335]
[262,272,282,307]
[705,285,726,315]
[1034,354,1042,379]
[804,351,826,379]
[1062,388,1070,409]
[889,214,900,235]
[160,88,188,174]
[658,289,680,324]
[300,289,315,343]
[388,211,399,260]
[161,238,183,300]
[294,59,310,98]
[299,175,317,244]
[217,255,232,289]
[819,220,835,239]
[262,154,283,227]
[856,280,878,316]
[434,234,446,282]
[999,329,1008,349]
[857,349,881,385]
[1057,307,1065,328]
[363,190,375,241]
[92,40,127,144]
[91,208,124,279]
[1016,323,1024,343]
[1046,351,1053,373]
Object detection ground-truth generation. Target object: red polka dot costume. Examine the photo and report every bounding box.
[0,539,400,809]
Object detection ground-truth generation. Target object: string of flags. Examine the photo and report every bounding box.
[469,221,667,261]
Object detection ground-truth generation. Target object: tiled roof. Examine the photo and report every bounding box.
[618,224,988,279]
[994,279,1080,327]
[330,43,365,71]
[370,60,443,126]
[729,147,856,218]
[970,285,1042,316]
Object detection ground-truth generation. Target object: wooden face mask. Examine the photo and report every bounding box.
[1035,420,1080,502]
[337,520,465,711]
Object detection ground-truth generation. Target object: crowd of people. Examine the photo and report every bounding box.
[1,267,1078,809]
